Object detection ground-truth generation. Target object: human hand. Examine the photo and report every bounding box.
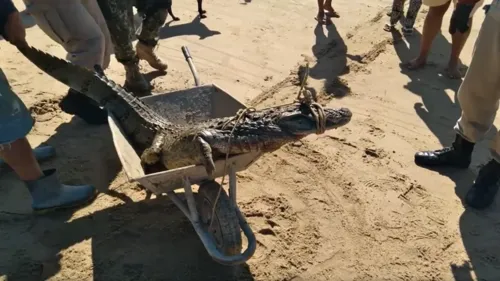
[4,11,28,49]
[449,3,474,34]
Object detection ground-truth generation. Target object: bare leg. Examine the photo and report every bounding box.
[402,0,423,34]
[167,6,179,21]
[197,0,206,18]
[407,1,451,69]
[446,17,473,79]
[0,138,43,181]
[316,0,325,23]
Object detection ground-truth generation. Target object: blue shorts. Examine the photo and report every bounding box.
[0,68,34,145]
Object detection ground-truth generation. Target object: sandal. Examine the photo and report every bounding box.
[402,26,414,35]
[315,14,326,24]
[325,10,340,18]
[383,23,395,32]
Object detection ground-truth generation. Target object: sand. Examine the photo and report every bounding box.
[1,0,500,280]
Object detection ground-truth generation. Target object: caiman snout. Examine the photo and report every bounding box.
[276,106,352,136]
[325,107,352,129]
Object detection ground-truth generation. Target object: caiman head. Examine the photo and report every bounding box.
[206,102,352,154]
[272,103,352,136]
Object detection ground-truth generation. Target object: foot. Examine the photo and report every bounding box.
[445,62,462,79]
[315,12,326,24]
[402,25,414,35]
[199,11,207,18]
[405,56,427,70]
[25,169,97,213]
[414,134,474,168]
[325,8,340,18]
[123,61,152,95]
[465,159,500,209]
[59,89,108,125]
[383,23,395,32]
[136,41,168,72]
[173,16,180,21]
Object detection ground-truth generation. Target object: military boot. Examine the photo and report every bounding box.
[25,169,97,213]
[414,134,474,168]
[136,41,168,72]
[123,60,151,95]
[465,159,500,209]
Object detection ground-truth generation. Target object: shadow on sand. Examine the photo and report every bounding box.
[390,25,500,281]
[159,16,221,40]
[308,21,349,100]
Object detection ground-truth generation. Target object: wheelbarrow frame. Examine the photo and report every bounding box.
[107,46,259,265]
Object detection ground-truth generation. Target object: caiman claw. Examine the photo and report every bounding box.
[140,132,167,165]
[196,136,216,178]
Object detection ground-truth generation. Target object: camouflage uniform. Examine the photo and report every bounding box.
[97,0,168,93]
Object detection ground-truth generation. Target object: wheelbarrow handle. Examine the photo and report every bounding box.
[181,46,201,87]
[181,46,192,60]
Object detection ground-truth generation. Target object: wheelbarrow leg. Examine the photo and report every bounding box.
[183,177,199,222]
[228,166,237,209]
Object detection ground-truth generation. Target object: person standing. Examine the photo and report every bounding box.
[316,0,340,24]
[415,0,500,209]
[1,0,97,213]
[96,0,169,95]
[405,0,485,79]
[22,0,113,125]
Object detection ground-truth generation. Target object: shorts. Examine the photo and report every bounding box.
[423,0,485,17]
[0,69,34,145]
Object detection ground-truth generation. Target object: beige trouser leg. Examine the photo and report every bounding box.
[24,0,112,70]
[454,0,500,161]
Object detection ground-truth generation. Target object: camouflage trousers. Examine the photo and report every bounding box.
[97,0,167,64]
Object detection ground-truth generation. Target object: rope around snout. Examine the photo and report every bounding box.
[295,63,326,135]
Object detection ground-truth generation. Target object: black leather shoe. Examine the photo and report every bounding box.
[59,89,108,125]
[414,134,474,168]
[465,159,500,209]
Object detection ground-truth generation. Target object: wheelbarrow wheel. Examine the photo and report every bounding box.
[197,180,242,256]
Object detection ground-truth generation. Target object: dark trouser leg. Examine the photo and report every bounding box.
[389,0,405,26]
[96,0,150,93]
[197,0,205,15]
[403,0,422,32]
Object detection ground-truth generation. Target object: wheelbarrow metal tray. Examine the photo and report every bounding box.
[107,83,263,194]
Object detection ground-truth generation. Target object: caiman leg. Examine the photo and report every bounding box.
[140,132,167,165]
[195,136,216,178]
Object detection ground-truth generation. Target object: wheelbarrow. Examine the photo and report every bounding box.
[107,46,260,265]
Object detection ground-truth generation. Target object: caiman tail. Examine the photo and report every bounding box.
[17,46,115,106]
[17,45,166,152]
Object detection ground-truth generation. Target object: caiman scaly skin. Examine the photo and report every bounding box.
[18,46,353,177]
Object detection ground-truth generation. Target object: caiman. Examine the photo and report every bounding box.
[18,46,353,176]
